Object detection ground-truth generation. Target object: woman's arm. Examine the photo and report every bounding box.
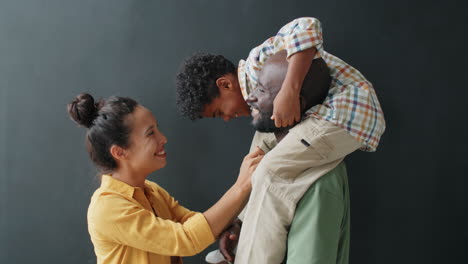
[89,148,263,256]
[89,195,215,256]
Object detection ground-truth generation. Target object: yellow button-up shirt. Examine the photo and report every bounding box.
[87,175,215,264]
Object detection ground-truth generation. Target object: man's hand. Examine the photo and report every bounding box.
[271,86,301,127]
[219,219,242,262]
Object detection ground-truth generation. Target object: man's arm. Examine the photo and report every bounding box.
[218,218,242,262]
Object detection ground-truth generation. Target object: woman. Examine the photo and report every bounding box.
[67,93,263,264]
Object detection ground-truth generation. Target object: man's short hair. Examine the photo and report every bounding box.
[176,52,236,120]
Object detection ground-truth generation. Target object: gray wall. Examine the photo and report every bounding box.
[0,0,466,263]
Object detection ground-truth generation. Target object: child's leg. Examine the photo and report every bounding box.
[249,130,278,153]
[235,118,362,264]
[206,131,276,264]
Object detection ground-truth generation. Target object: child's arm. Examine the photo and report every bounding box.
[272,47,317,128]
[243,17,324,127]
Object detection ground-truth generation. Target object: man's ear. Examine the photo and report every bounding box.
[215,75,232,91]
[110,144,127,162]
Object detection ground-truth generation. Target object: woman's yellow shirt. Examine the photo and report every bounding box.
[87,175,215,264]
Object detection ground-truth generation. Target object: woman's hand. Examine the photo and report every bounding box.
[235,147,265,192]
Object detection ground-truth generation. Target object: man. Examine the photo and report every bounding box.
[208,167,351,264]
[206,51,354,264]
[176,17,385,263]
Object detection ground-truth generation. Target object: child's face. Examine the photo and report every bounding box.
[202,73,250,122]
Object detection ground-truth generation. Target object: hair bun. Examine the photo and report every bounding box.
[67,93,99,128]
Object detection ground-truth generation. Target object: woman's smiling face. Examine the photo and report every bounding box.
[123,105,168,174]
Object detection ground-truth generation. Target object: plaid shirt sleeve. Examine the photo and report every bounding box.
[239,17,324,98]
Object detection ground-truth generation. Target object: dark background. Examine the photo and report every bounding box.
[1,0,466,263]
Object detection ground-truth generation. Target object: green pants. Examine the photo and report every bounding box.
[286,162,350,264]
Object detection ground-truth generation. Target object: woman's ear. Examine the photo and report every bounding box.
[110,144,127,162]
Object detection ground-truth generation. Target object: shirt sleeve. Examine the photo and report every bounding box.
[156,185,201,224]
[243,17,323,93]
[89,193,215,257]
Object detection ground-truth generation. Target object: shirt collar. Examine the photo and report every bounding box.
[237,60,249,99]
[101,175,154,198]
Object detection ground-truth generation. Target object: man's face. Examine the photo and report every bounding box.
[246,66,292,132]
[246,58,294,133]
[202,73,250,121]
[247,86,277,132]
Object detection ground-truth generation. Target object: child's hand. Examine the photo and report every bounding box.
[271,86,301,127]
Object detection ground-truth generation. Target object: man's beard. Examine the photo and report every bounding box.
[251,111,292,133]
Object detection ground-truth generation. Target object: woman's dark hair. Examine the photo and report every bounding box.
[67,93,138,172]
[175,52,236,120]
